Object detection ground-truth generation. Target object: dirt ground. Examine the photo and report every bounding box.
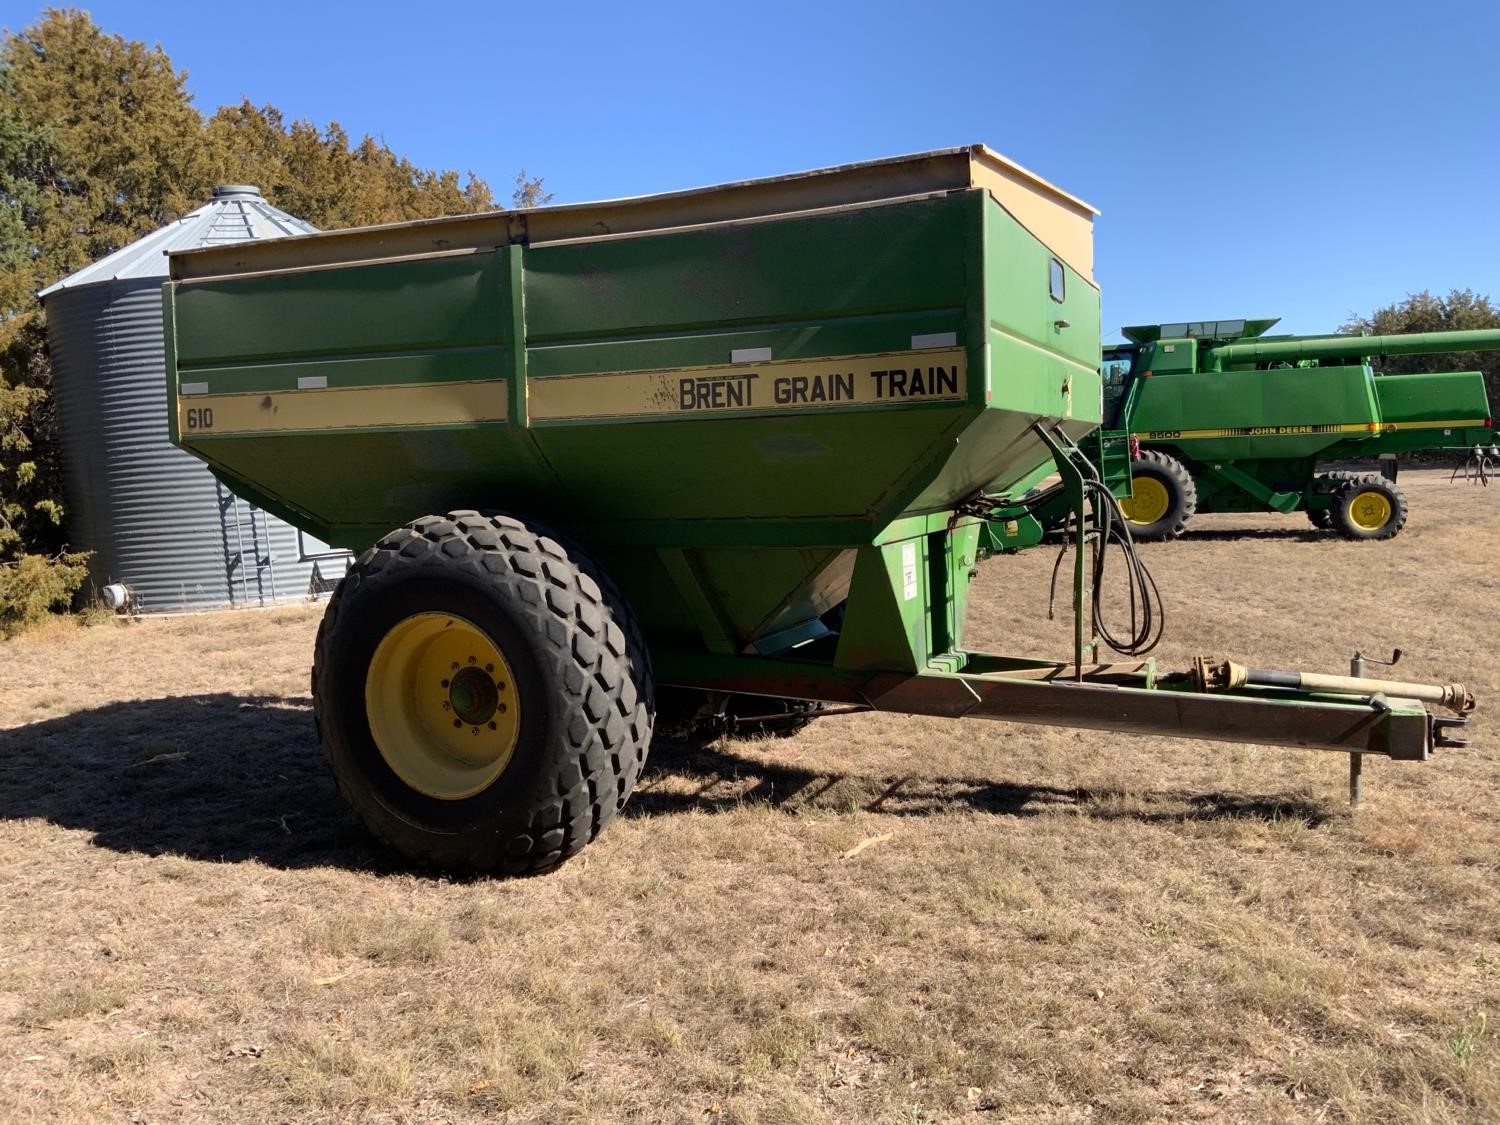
[1,467,1496,1123]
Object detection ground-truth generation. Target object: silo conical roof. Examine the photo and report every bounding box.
[39,185,316,296]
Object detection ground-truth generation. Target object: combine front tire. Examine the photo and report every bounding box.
[312,511,654,874]
[1120,451,1198,541]
[1308,471,1357,531]
[1330,476,1408,541]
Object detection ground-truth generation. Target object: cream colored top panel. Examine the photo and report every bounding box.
[971,149,1097,285]
[170,145,1100,283]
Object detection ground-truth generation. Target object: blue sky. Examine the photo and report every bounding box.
[6,0,1498,340]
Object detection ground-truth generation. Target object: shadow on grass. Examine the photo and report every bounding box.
[0,694,1331,871]
[0,694,395,872]
[629,738,1333,826]
[1164,527,1328,543]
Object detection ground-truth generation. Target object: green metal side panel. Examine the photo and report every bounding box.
[1131,363,1380,462]
[1374,371,1488,424]
[982,195,1100,419]
[174,252,510,366]
[1359,371,1494,453]
[1309,372,1495,462]
[928,195,1102,509]
[523,197,969,360]
[167,188,1095,671]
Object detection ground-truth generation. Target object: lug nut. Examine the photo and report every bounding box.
[468,656,477,664]
[452,719,462,728]
[442,702,451,711]
[485,663,494,673]
[487,721,497,730]
[441,678,450,688]
[497,703,507,713]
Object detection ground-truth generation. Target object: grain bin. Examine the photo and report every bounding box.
[41,185,349,611]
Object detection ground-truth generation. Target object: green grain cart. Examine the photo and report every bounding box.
[163,148,1473,874]
[1099,319,1500,540]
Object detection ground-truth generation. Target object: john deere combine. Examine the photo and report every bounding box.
[1099,319,1500,540]
[162,148,1474,874]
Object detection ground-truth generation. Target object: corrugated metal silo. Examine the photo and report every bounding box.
[41,185,350,612]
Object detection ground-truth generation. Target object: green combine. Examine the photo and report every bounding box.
[163,147,1474,874]
[1097,319,1500,540]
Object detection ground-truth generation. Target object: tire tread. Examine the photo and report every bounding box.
[311,511,653,874]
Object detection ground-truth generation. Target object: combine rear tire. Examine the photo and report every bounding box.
[1330,476,1408,541]
[312,511,654,874]
[1120,451,1197,541]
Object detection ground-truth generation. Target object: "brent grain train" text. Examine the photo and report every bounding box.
[676,362,961,411]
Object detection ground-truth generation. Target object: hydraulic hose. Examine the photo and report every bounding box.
[1038,469,1164,657]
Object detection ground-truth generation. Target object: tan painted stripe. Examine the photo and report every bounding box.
[1142,423,1375,440]
[1143,418,1491,442]
[529,348,967,422]
[1386,418,1490,431]
[177,380,508,435]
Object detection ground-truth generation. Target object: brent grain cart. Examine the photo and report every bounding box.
[164,148,1473,874]
[1097,318,1500,540]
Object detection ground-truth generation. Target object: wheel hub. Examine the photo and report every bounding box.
[364,613,521,800]
[1121,476,1169,525]
[448,664,500,726]
[1349,490,1392,531]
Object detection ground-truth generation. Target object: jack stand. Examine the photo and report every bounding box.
[1347,648,1401,805]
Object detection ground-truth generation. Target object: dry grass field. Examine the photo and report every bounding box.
[1,468,1497,1123]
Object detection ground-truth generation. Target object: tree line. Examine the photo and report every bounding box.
[0,8,548,614]
[1341,289,1500,396]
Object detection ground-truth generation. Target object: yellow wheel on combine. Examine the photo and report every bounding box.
[312,510,655,874]
[1330,475,1408,541]
[1120,450,1198,541]
[1120,476,1170,525]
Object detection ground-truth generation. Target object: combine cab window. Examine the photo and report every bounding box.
[1049,258,1065,303]
[1101,346,1138,428]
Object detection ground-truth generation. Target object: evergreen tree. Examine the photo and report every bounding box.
[0,8,521,594]
[0,8,212,560]
[513,169,554,209]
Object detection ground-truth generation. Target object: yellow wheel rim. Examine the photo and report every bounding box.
[1121,475,1170,525]
[1348,490,1393,532]
[365,613,520,800]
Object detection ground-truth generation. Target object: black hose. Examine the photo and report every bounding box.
[1087,477,1163,655]
[1044,472,1163,657]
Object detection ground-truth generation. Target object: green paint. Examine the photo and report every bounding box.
[167,186,1091,681]
[1100,318,1500,522]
